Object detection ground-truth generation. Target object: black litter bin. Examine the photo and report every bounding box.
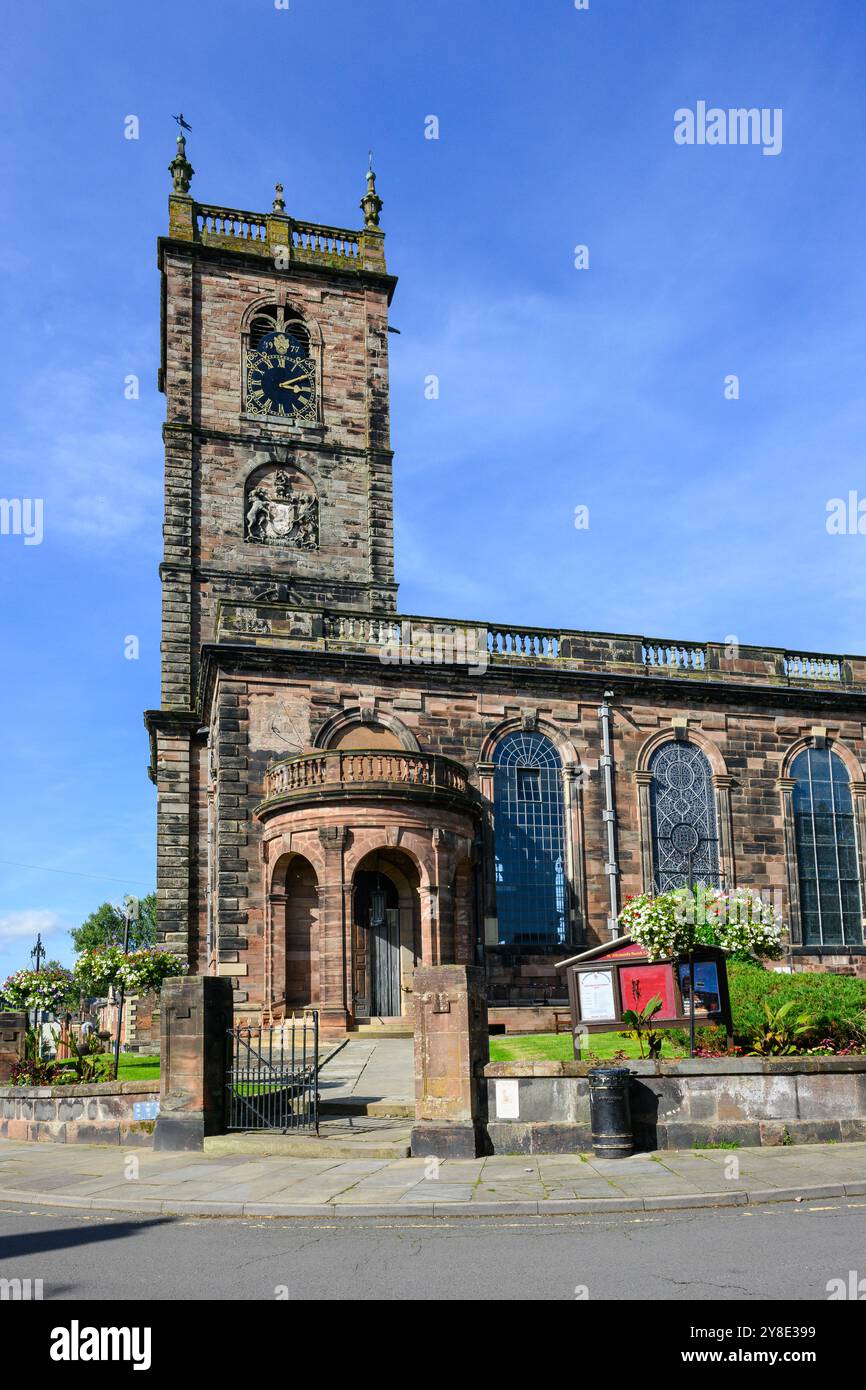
[587,1066,633,1159]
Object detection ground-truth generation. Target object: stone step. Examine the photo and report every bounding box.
[349,1022,415,1038]
[319,1099,415,1119]
[204,1118,412,1161]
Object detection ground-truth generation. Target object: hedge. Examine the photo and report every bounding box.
[671,960,866,1050]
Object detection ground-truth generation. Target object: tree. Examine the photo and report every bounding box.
[70,894,157,955]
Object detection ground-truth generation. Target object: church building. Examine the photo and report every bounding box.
[145,134,866,1035]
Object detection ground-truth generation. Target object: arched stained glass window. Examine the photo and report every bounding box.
[493,732,567,946]
[650,740,720,892]
[792,747,863,946]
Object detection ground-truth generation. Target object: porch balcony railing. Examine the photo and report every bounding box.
[260,748,473,809]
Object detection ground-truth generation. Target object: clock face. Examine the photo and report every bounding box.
[245,330,317,422]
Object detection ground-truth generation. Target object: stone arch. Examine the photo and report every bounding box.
[781,734,865,783]
[478,716,579,768]
[240,294,324,349]
[344,830,433,889]
[313,707,421,753]
[351,847,422,1018]
[634,726,729,778]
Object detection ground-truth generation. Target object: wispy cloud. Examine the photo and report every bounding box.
[0,909,64,946]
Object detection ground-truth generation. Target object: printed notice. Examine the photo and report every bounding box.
[578,968,616,1022]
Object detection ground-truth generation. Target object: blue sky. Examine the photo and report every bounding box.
[1,0,864,974]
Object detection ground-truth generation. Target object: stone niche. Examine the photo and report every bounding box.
[244,462,319,550]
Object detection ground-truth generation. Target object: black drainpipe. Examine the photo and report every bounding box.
[598,690,620,937]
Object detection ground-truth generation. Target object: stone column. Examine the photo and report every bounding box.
[411,964,490,1158]
[317,826,351,1034]
[635,769,655,891]
[777,776,801,944]
[0,1012,27,1083]
[154,975,233,1151]
[475,761,498,947]
[849,781,866,936]
[713,773,737,888]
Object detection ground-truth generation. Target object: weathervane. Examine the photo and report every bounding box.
[169,113,194,194]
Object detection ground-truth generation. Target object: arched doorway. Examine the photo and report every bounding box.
[352,851,421,1018]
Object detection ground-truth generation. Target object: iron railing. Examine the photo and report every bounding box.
[225,1014,319,1132]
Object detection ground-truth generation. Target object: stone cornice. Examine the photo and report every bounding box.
[190,642,866,724]
[157,235,398,303]
[161,419,393,461]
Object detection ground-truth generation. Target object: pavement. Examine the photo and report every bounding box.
[317,1036,414,1115]
[1,1137,865,1219]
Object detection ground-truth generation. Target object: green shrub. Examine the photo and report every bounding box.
[670,961,866,1050]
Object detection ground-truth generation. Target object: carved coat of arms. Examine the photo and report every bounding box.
[245,471,318,549]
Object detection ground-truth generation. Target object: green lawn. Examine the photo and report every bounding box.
[488,1031,681,1063]
[95,1054,161,1082]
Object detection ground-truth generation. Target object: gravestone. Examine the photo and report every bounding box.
[0,1012,27,1082]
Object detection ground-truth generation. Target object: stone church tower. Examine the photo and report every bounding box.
[147,134,866,1036]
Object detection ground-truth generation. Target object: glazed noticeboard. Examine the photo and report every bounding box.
[560,939,733,1048]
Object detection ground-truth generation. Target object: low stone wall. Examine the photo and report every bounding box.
[483,1057,866,1153]
[0,1080,160,1146]
[488,1006,569,1035]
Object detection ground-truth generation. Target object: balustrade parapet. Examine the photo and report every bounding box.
[258,748,473,813]
[166,200,386,272]
[213,601,863,691]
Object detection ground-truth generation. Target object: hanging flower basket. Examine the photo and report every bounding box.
[73,946,186,998]
[0,967,75,1014]
[618,886,785,962]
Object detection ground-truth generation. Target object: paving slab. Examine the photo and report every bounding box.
[0,1137,864,1219]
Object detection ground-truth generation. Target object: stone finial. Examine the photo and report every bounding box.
[273,182,286,213]
[360,153,383,228]
[169,132,194,195]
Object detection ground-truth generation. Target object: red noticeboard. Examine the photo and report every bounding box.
[619,962,677,1020]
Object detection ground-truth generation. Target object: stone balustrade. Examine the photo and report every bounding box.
[291,220,360,264]
[196,204,268,246]
[170,198,385,271]
[214,601,863,688]
[261,749,472,808]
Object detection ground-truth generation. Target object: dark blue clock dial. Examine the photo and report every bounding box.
[246,330,317,421]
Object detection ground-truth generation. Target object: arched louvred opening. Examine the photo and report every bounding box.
[247,304,311,353]
[791,747,863,946]
[649,740,720,892]
[492,731,567,946]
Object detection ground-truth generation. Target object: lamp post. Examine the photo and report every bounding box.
[111,899,138,1081]
[30,932,45,972]
[670,823,700,1057]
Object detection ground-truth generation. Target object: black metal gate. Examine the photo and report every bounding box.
[225,1013,319,1132]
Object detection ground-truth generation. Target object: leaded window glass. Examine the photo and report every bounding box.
[493,732,567,945]
[792,747,863,946]
[650,740,720,892]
